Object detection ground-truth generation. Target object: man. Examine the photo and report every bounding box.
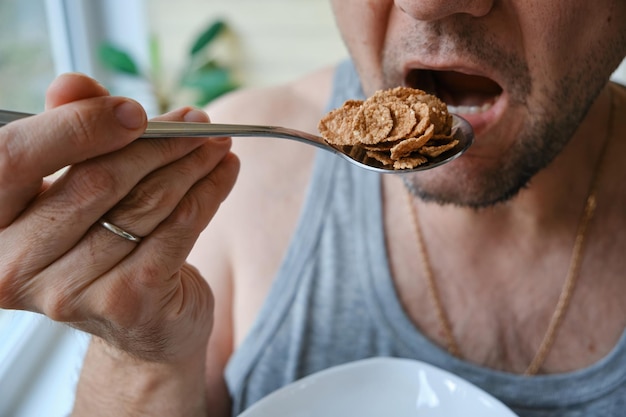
[1,1,625,416]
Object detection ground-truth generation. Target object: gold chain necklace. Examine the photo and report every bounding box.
[403,90,614,376]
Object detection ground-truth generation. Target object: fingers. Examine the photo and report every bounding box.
[0,73,113,227]
[77,151,238,337]
[0,96,147,227]
[3,96,147,181]
[2,106,239,324]
[21,137,238,357]
[1,108,215,280]
[33,135,235,306]
[45,73,110,109]
[0,78,240,361]
[0,72,146,227]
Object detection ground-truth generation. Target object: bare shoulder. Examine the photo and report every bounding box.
[204,65,335,222]
[188,65,335,253]
[207,64,335,124]
[190,64,335,298]
[206,65,334,165]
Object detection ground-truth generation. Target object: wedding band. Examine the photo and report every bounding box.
[98,219,142,243]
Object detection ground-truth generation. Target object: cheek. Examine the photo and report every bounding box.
[521,3,625,93]
[332,0,394,93]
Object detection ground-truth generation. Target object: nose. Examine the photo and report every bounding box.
[394,0,493,21]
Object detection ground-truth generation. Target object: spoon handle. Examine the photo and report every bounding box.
[141,121,329,149]
[0,109,330,151]
[0,109,31,125]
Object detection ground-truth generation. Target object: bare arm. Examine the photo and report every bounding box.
[73,336,208,416]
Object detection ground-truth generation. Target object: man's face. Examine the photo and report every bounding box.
[331,0,626,207]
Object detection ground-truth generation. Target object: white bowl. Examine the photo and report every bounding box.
[238,357,518,417]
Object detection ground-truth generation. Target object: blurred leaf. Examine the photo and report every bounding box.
[98,20,238,110]
[196,58,219,72]
[181,67,238,106]
[179,57,217,82]
[99,43,140,75]
[181,67,229,89]
[194,82,238,107]
[189,20,226,56]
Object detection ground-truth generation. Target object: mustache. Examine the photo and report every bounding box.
[382,19,532,104]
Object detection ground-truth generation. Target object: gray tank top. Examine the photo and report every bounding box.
[225,61,626,417]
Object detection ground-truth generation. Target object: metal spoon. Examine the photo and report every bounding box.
[0,109,473,174]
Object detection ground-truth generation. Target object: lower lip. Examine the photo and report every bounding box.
[448,96,506,137]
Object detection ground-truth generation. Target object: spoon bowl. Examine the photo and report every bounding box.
[0,109,473,174]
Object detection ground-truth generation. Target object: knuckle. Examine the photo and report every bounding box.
[96,280,142,327]
[0,243,37,310]
[0,261,23,309]
[173,161,201,183]
[42,290,78,322]
[195,160,239,211]
[208,155,239,198]
[167,160,237,232]
[67,162,124,206]
[171,192,202,226]
[135,261,168,289]
[0,125,24,188]
[118,180,179,221]
[64,107,98,148]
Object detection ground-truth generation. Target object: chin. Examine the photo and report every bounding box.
[401,151,532,209]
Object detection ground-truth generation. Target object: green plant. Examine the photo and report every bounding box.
[99,19,239,113]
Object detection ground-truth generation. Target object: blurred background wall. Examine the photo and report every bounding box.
[147,0,348,89]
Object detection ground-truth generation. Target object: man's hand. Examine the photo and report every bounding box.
[0,73,239,415]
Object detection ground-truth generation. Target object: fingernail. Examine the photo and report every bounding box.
[114,100,145,129]
[211,136,232,143]
[184,108,209,122]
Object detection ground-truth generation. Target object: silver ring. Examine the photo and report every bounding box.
[98,219,142,243]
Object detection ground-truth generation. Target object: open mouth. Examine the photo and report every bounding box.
[405,69,503,115]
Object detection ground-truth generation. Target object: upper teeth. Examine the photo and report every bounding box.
[447,102,494,115]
